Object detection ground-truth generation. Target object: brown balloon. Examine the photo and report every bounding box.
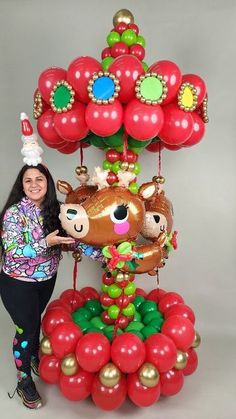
[57,180,97,204]
[60,183,158,247]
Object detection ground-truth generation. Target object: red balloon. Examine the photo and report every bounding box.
[130,44,145,61]
[41,308,72,336]
[91,375,127,411]
[79,286,100,301]
[136,288,147,297]
[160,368,184,396]
[85,100,123,137]
[111,42,129,57]
[67,56,102,103]
[37,110,65,148]
[106,149,121,163]
[50,322,82,359]
[128,23,139,35]
[124,99,164,141]
[182,74,206,107]
[38,67,67,103]
[39,355,60,384]
[147,288,166,302]
[182,112,205,147]
[46,298,72,313]
[120,149,137,163]
[161,315,195,351]
[115,315,130,329]
[115,22,128,34]
[158,292,185,313]
[163,142,182,151]
[160,103,194,145]
[164,303,195,325]
[109,55,145,103]
[146,141,165,153]
[111,333,146,373]
[57,141,81,154]
[148,60,182,105]
[59,368,94,401]
[101,47,112,59]
[183,348,198,376]
[145,333,177,373]
[102,311,115,325]
[54,102,88,142]
[76,333,111,372]
[60,289,85,311]
[107,171,118,185]
[100,293,114,307]
[127,372,160,407]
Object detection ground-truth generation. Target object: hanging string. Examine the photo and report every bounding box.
[158,141,162,176]
[73,259,78,291]
[156,268,160,290]
[123,130,128,161]
[80,143,84,166]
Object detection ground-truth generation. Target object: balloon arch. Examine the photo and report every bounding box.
[34,9,207,410]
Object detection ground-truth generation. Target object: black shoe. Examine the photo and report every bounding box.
[31,356,40,376]
[16,376,42,409]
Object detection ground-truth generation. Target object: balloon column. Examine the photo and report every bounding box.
[36,9,206,411]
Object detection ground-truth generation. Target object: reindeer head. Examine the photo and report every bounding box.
[59,183,157,246]
[140,182,174,241]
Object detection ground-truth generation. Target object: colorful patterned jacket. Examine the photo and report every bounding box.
[1,197,102,281]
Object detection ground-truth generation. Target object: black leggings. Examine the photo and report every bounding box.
[0,271,56,377]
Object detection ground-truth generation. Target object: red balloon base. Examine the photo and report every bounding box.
[40,287,199,410]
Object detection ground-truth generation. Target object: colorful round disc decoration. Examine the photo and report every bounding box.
[50,81,75,113]
[177,82,197,112]
[135,74,168,105]
[88,72,120,104]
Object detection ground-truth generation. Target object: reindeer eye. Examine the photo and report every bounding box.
[153,215,160,224]
[66,209,77,220]
[110,204,129,224]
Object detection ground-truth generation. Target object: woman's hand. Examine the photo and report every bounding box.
[46,230,75,247]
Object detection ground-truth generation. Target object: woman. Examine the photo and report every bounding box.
[0,164,76,409]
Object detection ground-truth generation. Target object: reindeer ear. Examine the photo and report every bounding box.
[57,180,73,195]
[139,182,157,201]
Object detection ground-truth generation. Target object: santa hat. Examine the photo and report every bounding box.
[20,112,37,142]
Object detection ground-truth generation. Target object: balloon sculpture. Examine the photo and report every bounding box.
[35,9,206,410]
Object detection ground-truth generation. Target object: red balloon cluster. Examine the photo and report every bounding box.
[39,287,199,410]
[34,54,208,154]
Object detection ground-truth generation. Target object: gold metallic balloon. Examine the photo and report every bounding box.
[61,354,79,376]
[192,331,201,348]
[99,363,121,387]
[120,161,129,171]
[113,9,134,26]
[175,351,188,370]
[40,336,53,355]
[138,363,160,388]
[152,175,165,184]
[115,272,125,282]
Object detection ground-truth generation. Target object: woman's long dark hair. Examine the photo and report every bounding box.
[0,164,64,247]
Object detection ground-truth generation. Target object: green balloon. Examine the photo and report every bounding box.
[128,330,144,341]
[103,129,123,147]
[74,319,91,332]
[133,311,142,322]
[101,57,114,71]
[108,304,120,319]
[115,145,124,152]
[143,310,163,325]
[90,134,106,148]
[121,29,137,46]
[122,303,135,317]
[72,307,92,322]
[148,318,164,331]
[107,31,120,47]
[85,300,102,317]
[108,284,122,298]
[90,316,106,330]
[141,325,157,339]
[125,321,144,332]
[103,160,112,170]
[128,137,151,148]
[112,161,121,174]
[142,61,149,72]
[128,182,139,194]
[133,162,141,175]
[124,282,136,296]
[85,327,103,334]
[128,147,143,155]
[139,301,157,316]
[136,35,146,47]
[133,295,145,309]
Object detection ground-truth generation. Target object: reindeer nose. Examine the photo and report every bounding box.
[66,208,78,220]
[153,215,160,223]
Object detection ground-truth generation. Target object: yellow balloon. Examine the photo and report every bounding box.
[40,336,52,355]
[175,351,188,370]
[138,363,160,388]
[99,363,121,387]
[61,354,79,376]
[113,9,134,26]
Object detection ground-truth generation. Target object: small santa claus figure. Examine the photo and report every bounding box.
[20,112,43,165]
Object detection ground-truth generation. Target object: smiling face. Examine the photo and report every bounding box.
[22,168,47,207]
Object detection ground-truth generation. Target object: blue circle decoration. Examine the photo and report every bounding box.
[21,341,28,349]
[14,351,21,358]
[92,76,115,100]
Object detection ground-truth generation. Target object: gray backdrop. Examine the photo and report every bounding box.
[0,0,235,418]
